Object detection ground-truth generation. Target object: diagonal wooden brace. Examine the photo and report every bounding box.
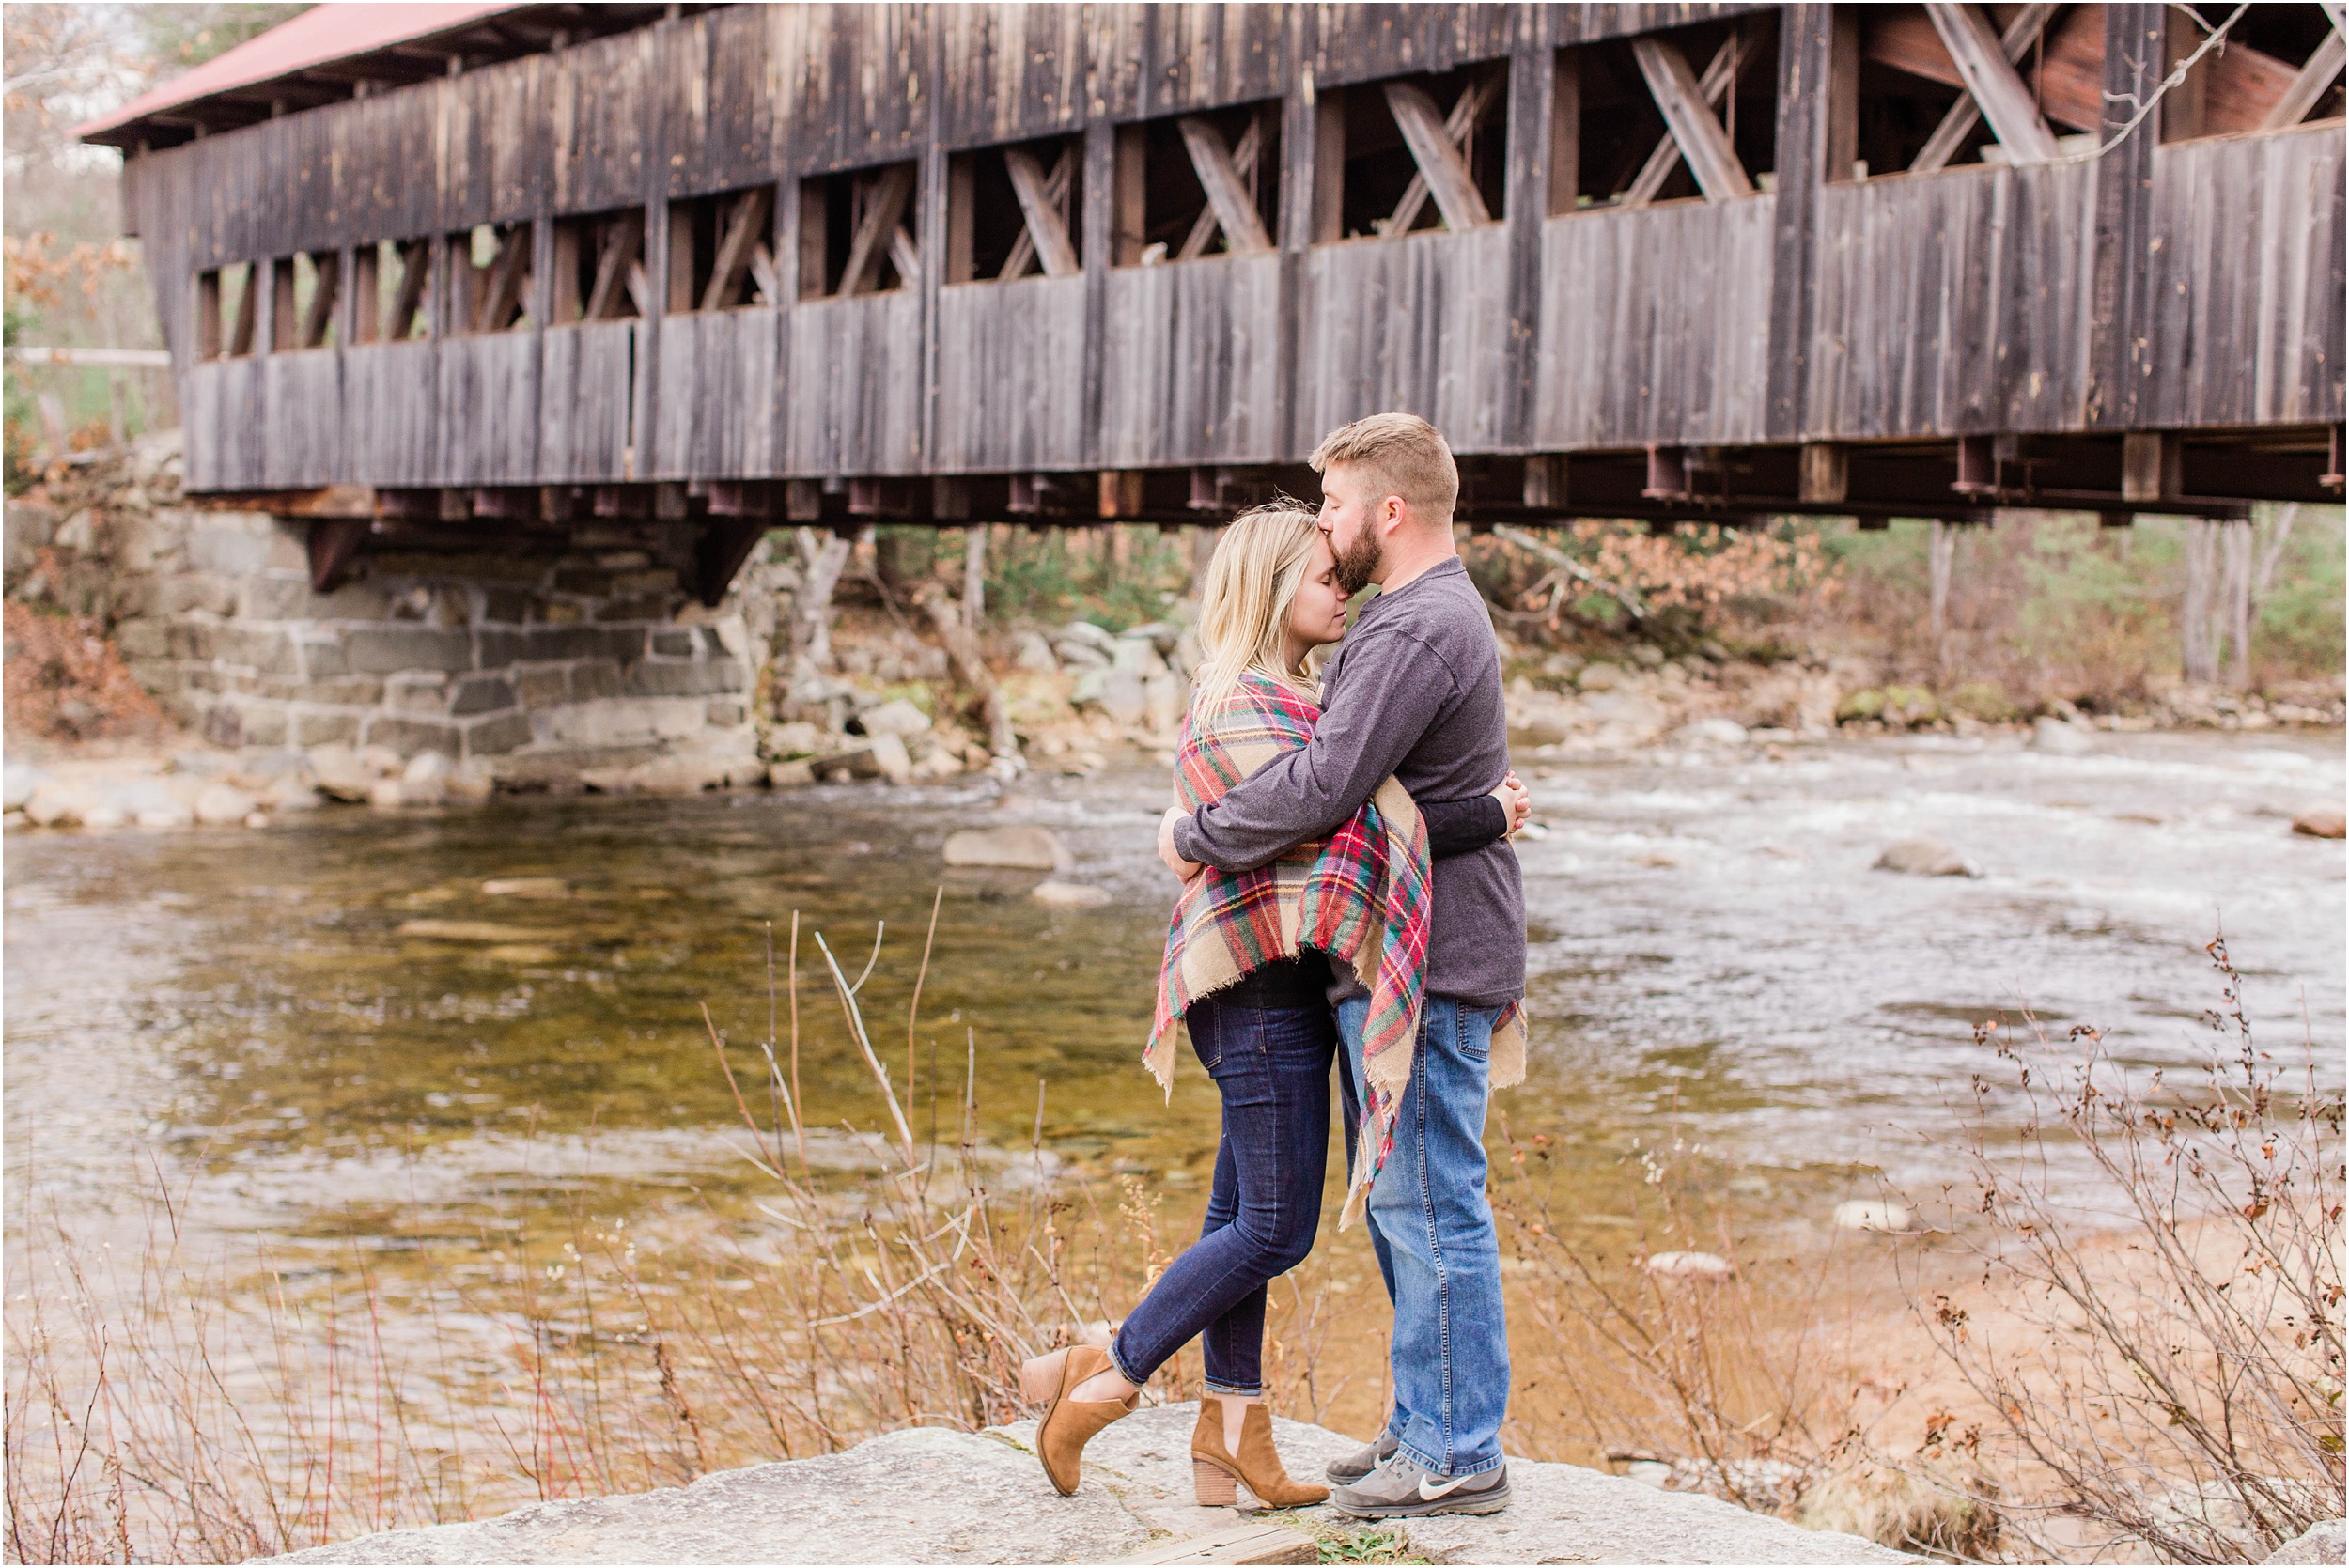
[1178,119,1261,258]
[837,163,916,297]
[1911,3,2059,173]
[583,211,644,321]
[1923,2,2059,164]
[474,224,531,333]
[701,186,773,310]
[1382,76,1496,235]
[1003,147,1080,277]
[1622,35,1742,207]
[1630,35,1753,201]
[1383,80,1492,230]
[2260,25,2346,131]
[1175,116,1273,256]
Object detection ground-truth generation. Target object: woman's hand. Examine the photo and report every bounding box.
[1159,806,1206,881]
[1491,771,1532,836]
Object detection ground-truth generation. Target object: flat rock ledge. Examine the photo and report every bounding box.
[258,1405,1912,1565]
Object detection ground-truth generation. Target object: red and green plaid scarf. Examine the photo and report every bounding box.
[1147,671,1517,1227]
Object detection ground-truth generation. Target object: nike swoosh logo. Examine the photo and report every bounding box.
[1418,1473,1473,1500]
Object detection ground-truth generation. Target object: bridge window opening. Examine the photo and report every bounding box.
[547,210,646,324]
[353,239,433,342]
[1107,102,1280,266]
[944,135,1082,282]
[2153,3,2342,142]
[1569,16,1778,207]
[195,262,257,359]
[800,161,920,298]
[443,221,534,335]
[1316,63,1508,241]
[1857,5,2096,174]
[286,251,340,349]
[664,183,779,313]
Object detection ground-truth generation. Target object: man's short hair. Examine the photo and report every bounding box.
[1308,412,1459,524]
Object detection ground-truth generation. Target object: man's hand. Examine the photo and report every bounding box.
[1491,770,1532,836]
[1159,806,1206,881]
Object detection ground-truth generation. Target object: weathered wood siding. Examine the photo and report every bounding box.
[345,341,441,488]
[651,309,783,480]
[2143,125,2346,429]
[119,3,2342,499]
[933,276,1091,473]
[1098,253,1283,467]
[786,291,924,475]
[1296,226,1515,454]
[263,350,349,488]
[1535,195,1777,449]
[1804,159,2099,439]
[537,322,637,484]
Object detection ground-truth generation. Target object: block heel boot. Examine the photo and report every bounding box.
[1020,1345,1137,1497]
[1190,1403,1330,1509]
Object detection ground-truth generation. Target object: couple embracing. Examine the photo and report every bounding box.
[1020,413,1530,1519]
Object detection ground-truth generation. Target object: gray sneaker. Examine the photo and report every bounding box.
[1328,1451,1510,1518]
[1325,1430,1398,1486]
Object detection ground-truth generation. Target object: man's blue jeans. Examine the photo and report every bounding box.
[1336,992,1510,1478]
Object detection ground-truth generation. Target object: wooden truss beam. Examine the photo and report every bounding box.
[474,223,531,333]
[888,225,921,289]
[1178,118,1261,258]
[226,266,257,355]
[2259,24,2345,131]
[838,163,916,297]
[1175,116,1273,255]
[1630,35,1753,201]
[306,517,370,593]
[583,211,644,321]
[1623,33,1741,207]
[1003,147,1080,278]
[701,187,772,311]
[297,249,340,347]
[1382,81,1491,230]
[1912,3,2059,173]
[384,239,430,339]
[1381,77,1497,235]
[1923,2,2060,164]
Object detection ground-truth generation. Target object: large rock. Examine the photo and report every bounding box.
[859,700,934,739]
[257,1405,1910,1565]
[194,783,258,826]
[2,761,45,812]
[2290,805,2345,840]
[1098,668,1149,725]
[308,744,374,802]
[2264,1520,2346,1564]
[2030,716,2094,755]
[1875,839,1980,878]
[943,826,1070,873]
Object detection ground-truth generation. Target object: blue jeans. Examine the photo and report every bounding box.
[1337,993,1510,1477]
[1110,991,1335,1396]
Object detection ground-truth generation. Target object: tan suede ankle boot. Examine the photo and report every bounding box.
[1027,1344,1136,1496]
[1190,1401,1330,1508]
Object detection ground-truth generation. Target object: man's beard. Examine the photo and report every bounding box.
[1331,523,1383,598]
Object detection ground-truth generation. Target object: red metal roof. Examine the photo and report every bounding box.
[75,3,525,143]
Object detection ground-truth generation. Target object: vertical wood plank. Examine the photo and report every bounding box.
[1502,45,1555,449]
[2087,1,2162,428]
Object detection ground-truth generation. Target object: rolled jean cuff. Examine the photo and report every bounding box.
[1397,1439,1504,1480]
[1106,1337,1149,1391]
[1202,1377,1264,1398]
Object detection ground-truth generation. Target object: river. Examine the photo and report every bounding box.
[6,728,2341,1263]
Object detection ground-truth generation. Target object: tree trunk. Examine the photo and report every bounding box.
[962,523,987,622]
[2181,519,2217,684]
[1927,519,1955,662]
[793,525,855,672]
[2221,518,2254,690]
[916,585,1018,765]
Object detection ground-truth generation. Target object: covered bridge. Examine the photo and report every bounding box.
[67,2,2348,765]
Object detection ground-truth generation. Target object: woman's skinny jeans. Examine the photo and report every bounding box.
[1109,991,1334,1397]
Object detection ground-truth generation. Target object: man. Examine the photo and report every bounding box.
[1156,412,1524,1518]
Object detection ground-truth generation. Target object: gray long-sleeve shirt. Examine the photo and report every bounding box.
[1172,556,1526,1006]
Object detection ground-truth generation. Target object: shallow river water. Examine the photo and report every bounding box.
[7,728,2343,1284]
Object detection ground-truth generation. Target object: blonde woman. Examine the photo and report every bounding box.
[1018,505,1526,1506]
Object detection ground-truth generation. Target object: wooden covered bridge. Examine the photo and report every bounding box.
[85,1,2346,605]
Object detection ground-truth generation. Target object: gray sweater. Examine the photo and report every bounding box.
[1172,556,1526,1006]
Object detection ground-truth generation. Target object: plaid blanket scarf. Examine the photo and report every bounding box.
[1145,671,1525,1228]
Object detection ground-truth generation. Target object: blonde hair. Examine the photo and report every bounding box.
[1192,502,1323,710]
[1308,412,1458,524]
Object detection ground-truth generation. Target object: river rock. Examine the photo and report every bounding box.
[1031,879,1112,908]
[868,732,914,784]
[1056,619,1118,656]
[1011,629,1058,673]
[2290,805,2345,839]
[859,699,933,738]
[447,758,496,802]
[23,780,92,828]
[483,877,570,899]
[308,744,373,801]
[1644,1250,1736,1281]
[266,773,322,811]
[362,744,404,777]
[256,1404,1909,1565]
[943,826,1070,873]
[1673,717,1750,749]
[1834,1200,1912,1234]
[2263,1520,2346,1564]
[1099,667,1148,725]
[367,779,406,810]
[194,784,257,826]
[2030,716,2094,755]
[80,800,126,829]
[402,752,452,806]
[1143,673,1184,734]
[1875,839,1979,877]
[2,761,44,812]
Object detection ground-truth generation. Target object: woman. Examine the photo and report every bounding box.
[1018,505,1526,1507]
